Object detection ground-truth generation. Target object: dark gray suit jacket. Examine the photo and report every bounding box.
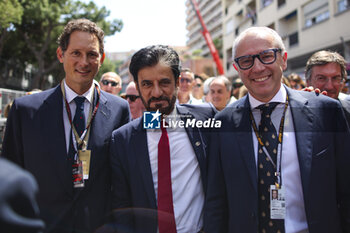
[109,104,216,233]
[0,157,45,233]
[1,85,130,233]
[204,87,350,233]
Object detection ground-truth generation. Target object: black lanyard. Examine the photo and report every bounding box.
[249,94,289,188]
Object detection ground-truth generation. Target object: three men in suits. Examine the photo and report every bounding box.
[204,27,350,233]
[1,19,130,233]
[109,45,216,233]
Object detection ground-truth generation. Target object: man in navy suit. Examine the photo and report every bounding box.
[1,19,130,233]
[204,27,350,233]
[109,45,216,233]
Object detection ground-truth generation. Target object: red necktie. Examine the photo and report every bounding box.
[157,124,177,233]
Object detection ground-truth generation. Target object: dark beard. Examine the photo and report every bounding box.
[141,95,176,116]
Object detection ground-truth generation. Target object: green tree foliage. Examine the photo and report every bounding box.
[95,57,117,82]
[1,0,123,90]
[0,0,23,57]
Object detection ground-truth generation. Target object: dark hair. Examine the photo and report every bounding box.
[57,18,105,55]
[129,45,180,83]
[194,74,204,82]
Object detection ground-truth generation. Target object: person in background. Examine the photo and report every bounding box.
[203,77,214,103]
[192,74,205,102]
[209,76,231,111]
[305,50,350,124]
[124,81,145,119]
[99,72,122,96]
[177,68,202,104]
[2,18,130,233]
[231,78,243,100]
[288,73,305,90]
[204,26,350,233]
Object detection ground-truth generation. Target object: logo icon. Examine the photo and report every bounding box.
[143,110,161,129]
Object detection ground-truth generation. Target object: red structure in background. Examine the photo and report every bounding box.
[189,0,224,75]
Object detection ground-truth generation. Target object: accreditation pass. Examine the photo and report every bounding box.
[270,184,286,219]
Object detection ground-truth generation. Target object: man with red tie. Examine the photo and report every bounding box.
[109,45,216,233]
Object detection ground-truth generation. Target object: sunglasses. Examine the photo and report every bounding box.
[122,94,140,102]
[101,80,119,87]
[180,78,192,84]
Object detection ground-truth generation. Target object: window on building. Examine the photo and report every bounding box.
[338,0,350,13]
[304,10,329,28]
[289,32,299,47]
[261,0,273,8]
[278,0,286,8]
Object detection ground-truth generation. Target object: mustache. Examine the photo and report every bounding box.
[147,96,170,106]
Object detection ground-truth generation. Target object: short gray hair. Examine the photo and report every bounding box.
[232,26,286,59]
[209,76,232,92]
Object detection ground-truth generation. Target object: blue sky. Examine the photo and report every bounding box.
[91,0,188,52]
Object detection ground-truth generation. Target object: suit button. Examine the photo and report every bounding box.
[195,141,201,146]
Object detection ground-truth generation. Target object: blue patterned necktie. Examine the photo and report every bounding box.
[73,96,86,137]
[257,102,284,233]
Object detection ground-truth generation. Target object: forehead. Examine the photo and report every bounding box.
[235,32,276,57]
[126,85,138,95]
[181,71,194,79]
[138,63,175,81]
[312,62,342,76]
[210,80,226,90]
[67,31,99,51]
[103,75,120,81]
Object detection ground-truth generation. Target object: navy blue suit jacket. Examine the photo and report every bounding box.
[1,85,130,233]
[109,104,215,233]
[204,87,350,233]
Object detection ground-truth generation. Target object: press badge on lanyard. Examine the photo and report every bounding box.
[270,185,286,219]
[61,82,100,188]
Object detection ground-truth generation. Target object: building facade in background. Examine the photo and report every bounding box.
[222,0,350,79]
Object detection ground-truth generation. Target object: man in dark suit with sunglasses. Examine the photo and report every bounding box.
[204,26,350,233]
[99,72,122,96]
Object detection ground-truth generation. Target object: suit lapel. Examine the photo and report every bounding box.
[88,91,110,183]
[43,86,73,196]
[176,106,207,185]
[286,88,313,197]
[133,119,157,208]
[234,97,258,192]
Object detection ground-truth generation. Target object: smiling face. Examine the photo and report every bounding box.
[136,62,178,116]
[57,31,104,94]
[209,79,230,111]
[234,32,287,102]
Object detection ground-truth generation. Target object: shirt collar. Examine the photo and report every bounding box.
[249,84,286,110]
[64,79,94,104]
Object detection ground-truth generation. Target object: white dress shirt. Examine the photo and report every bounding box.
[147,106,204,233]
[249,85,309,233]
[63,80,94,153]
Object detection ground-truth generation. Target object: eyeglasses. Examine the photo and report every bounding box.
[122,94,140,102]
[314,76,344,85]
[180,78,192,84]
[234,48,282,70]
[101,80,119,87]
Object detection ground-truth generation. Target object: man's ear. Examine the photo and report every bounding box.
[233,63,238,71]
[100,53,105,64]
[57,47,64,63]
[282,51,288,71]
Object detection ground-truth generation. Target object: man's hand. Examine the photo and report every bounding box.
[302,86,328,96]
